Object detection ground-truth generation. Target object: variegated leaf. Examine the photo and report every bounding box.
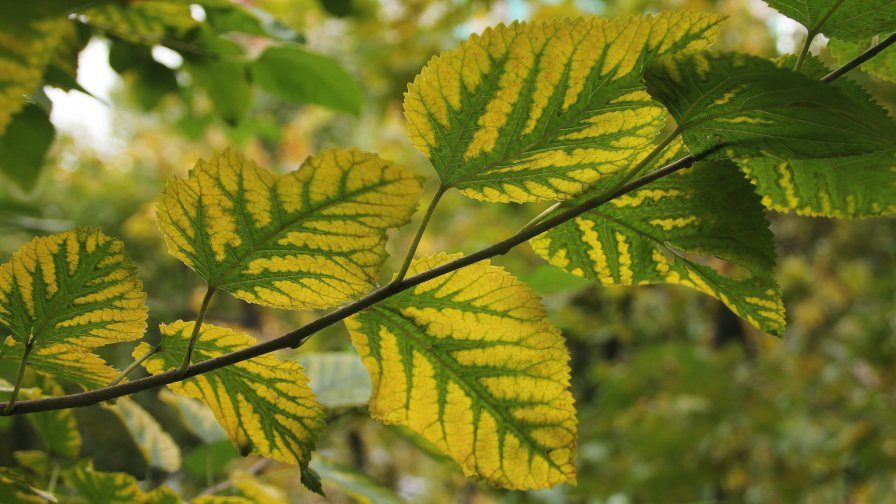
[0,228,148,388]
[346,253,577,490]
[404,12,722,202]
[63,462,144,504]
[763,0,896,41]
[156,148,422,310]
[79,0,198,44]
[136,321,326,468]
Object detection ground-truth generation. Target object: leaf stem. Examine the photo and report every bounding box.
[178,287,216,377]
[3,40,889,416]
[794,31,816,72]
[4,332,35,415]
[392,186,446,285]
[109,344,162,386]
[823,33,896,83]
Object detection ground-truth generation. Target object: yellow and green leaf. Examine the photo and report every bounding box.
[21,374,81,458]
[830,37,896,83]
[404,11,722,203]
[531,149,785,336]
[156,148,422,310]
[0,467,53,504]
[0,16,73,135]
[63,461,144,504]
[136,321,326,468]
[0,228,148,388]
[346,253,577,490]
[103,397,182,473]
[763,0,896,41]
[645,51,896,160]
[80,0,198,44]
[311,459,403,504]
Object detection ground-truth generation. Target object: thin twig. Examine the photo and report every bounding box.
[109,344,162,386]
[178,287,216,376]
[392,186,447,285]
[823,33,896,83]
[3,332,35,415]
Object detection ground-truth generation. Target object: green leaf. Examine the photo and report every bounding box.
[80,0,198,44]
[63,461,144,504]
[0,104,55,191]
[296,352,371,408]
[0,467,56,503]
[311,459,403,504]
[0,228,149,388]
[346,253,577,490]
[0,17,71,135]
[739,55,896,218]
[136,321,326,467]
[531,153,785,336]
[645,51,896,160]
[830,37,896,83]
[182,440,239,478]
[159,388,227,444]
[186,33,252,124]
[156,148,422,310]
[250,45,363,115]
[103,397,182,473]
[22,374,81,458]
[108,41,179,111]
[403,12,723,203]
[763,0,896,40]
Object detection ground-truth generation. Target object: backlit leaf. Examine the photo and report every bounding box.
[63,461,143,504]
[0,228,148,388]
[645,51,896,159]
[404,12,722,203]
[830,37,896,83]
[135,321,326,468]
[739,55,896,218]
[531,154,785,335]
[346,253,577,490]
[103,397,182,473]
[156,148,422,310]
[0,16,72,135]
[80,0,198,44]
[763,0,896,40]
[297,351,371,408]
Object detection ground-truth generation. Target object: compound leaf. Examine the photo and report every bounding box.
[346,253,577,490]
[763,0,896,40]
[0,228,148,388]
[531,150,785,336]
[156,148,422,310]
[0,16,72,135]
[404,12,722,203]
[136,321,326,468]
[103,397,182,473]
[645,51,896,160]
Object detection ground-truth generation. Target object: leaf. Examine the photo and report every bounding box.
[230,470,288,504]
[297,352,371,408]
[0,16,72,135]
[0,103,55,191]
[345,253,577,490]
[250,46,363,115]
[0,228,148,388]
[192,497,254,504]
[738,55,896,218]
[145,486,183,504]
[403,12,722,203]
[186,33,252,124]
[311,459,404,504]
[530,154,786,336]
[762,0,896,40]
[645,51,896,160]
[830,36,896,83]
[136,321,326,467]
[156,148,422,310]
[22,374,81,458]
[103,397,182,473]
[80,0,198,44]
[0,467,55,503]
[63,461,144,504]
[159,388,228,444]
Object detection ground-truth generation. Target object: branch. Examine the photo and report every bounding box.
[823,33,896,83]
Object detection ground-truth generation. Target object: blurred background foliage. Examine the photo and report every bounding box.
[1,0,895,503]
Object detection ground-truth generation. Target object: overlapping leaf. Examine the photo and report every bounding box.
[531,155,785,335]
[136,321,326,468]
[763,0,896,40]
[311,460,404,504]
[63,462,144,504]
[80,1,198,44]
[159,388,227,444]
[404,12,723,203]
[346,253,577,490]
[297,352,372,408]
[21,375,81,458]
[103,398,182,473]
[830,37,896,83]
[156,148,422,310]
[0,16,72,134]
[738,56,896,217]
[0,228,148,388]
[645,51,896,160]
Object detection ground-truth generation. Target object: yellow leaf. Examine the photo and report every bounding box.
[346,253,577,490]
[156,148,422,310]
[404,12,722,202]
[0,228,148,387]
[136,321,326,467]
